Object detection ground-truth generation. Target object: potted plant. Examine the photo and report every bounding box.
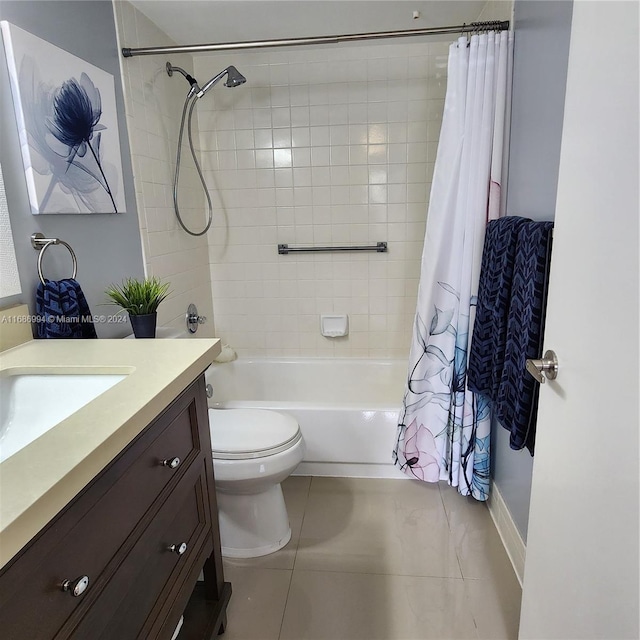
[105,276,171,338]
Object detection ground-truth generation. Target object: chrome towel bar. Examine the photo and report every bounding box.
[31,232,78,285]
[278,242,387,255]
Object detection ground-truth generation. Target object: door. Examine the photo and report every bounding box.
[519,3,639,639]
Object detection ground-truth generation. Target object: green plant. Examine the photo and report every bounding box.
[104,277,171,316]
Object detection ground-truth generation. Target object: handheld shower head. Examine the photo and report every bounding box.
[224,66,247,88]
[166,61,246,99]
[196,65,246,98]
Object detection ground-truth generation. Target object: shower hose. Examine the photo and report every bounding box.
[173,93,212,237]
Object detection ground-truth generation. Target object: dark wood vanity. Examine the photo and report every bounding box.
[0,374,230,639]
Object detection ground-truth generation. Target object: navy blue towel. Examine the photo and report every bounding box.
[468,217,554,454]
[468,217,530,400]
[36,278,98,339]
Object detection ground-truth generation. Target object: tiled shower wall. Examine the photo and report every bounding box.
[194,40,448,357]
[113,1,215,336]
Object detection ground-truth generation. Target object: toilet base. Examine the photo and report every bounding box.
[217,483,292,558]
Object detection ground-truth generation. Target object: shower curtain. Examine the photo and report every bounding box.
[393,31,514,500]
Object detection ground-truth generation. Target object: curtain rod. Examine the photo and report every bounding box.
[122,20,509,58]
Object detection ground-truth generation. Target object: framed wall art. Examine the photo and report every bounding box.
[1,21,125,214]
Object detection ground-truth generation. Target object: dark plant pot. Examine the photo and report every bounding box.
[129,312,157,338]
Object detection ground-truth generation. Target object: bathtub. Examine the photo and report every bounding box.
[206,358,408,479]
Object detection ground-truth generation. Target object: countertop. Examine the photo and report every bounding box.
[0,337,220,568]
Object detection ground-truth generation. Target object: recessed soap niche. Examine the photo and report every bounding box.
[320,314,349,338]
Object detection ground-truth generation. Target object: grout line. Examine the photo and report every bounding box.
[276,566,295,640]
[278,566,468,581]
[437,480,452,528]
[277,477,312,640]
[290,476,313,572]
[438,482,467,579]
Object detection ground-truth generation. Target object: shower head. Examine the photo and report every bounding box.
[196,65,246,98]
[224,66,247,88]
[167,61,246,99]
[166,62,200,96]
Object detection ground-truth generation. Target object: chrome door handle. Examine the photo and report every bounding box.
[526,350,558,384]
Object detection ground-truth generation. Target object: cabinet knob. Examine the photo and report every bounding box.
[161,457,181,469]
[61,575,89,597]
[168,542,188,555]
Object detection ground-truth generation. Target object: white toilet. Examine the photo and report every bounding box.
[208,408,305,558]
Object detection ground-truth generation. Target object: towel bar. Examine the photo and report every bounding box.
[278,242,387,255]
[31,232,78,285]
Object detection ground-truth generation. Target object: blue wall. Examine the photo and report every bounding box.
[0,1,144,337]
[492,0,574,541]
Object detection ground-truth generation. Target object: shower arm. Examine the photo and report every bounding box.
[166,62,201,96]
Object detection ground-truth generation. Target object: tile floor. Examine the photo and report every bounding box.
[220,477,522,640]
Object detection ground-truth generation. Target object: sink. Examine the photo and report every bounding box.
[0,373,126,463]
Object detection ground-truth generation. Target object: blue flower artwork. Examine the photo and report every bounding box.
[1,21,125,214]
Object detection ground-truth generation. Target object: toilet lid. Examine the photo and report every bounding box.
[209,408,301,460]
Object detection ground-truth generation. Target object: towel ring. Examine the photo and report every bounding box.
[31,232,78,285]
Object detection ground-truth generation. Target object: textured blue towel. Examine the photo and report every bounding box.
[36,278,98,339]
[468,217,554,454]
[467,217,530,400]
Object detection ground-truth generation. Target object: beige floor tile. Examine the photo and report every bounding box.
[279,570,478,640]
[439,484,516,581]
[452,522,515,580]
[295,477,461,578]
[219,477,522,639]
[440,484,495,533]
[221,565,292,640]
[223,476,311,571]
[465,573,522,639]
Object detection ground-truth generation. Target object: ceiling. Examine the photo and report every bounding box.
[128,1,489,48]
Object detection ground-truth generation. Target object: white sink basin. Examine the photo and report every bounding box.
[0,373,126,463]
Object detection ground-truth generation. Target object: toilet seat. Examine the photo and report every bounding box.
[209,408,302,460]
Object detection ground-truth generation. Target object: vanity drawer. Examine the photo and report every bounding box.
[0,378,210,640]
[63,463,212,640]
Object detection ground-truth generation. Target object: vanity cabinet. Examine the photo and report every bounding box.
[0,375,231,640]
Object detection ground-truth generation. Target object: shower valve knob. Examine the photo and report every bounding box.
[186,303,206,333]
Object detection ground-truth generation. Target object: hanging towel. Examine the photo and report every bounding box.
[36,278,98,339]
[468,217,554,454]
[467,216,531,400]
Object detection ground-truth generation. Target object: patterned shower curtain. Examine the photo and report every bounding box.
[393,31,514,500]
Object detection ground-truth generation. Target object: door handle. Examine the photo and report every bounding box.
[525,350,558,384]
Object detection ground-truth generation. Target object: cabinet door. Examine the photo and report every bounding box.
[62,464,212,640]
[0,376,211,640]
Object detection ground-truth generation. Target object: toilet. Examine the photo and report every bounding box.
[208,408,305,558]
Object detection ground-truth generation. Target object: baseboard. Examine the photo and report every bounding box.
[487,481,526,586]
[294,461,409,479]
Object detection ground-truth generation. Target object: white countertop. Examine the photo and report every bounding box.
[0,337,220,568]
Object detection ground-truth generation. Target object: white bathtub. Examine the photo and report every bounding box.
[206,358,408,478]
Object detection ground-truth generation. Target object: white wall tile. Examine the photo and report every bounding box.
[119,33,449,356]
[114,1,215,337]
